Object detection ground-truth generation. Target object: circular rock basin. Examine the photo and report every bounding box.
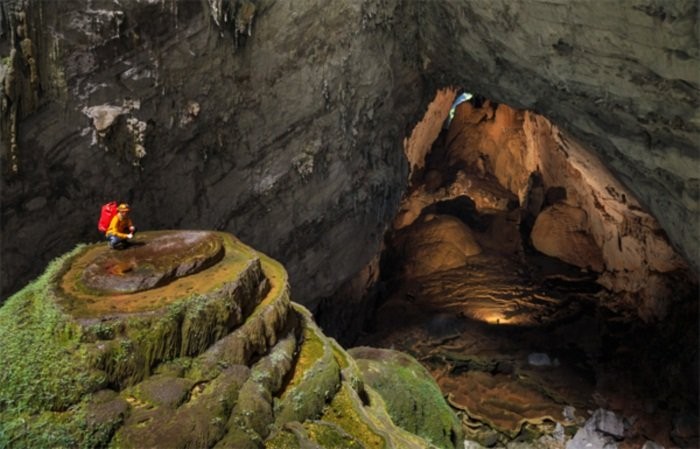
[81,231,224,294]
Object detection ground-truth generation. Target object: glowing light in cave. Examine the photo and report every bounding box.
[445,92,473,128]
[481,312,517,325]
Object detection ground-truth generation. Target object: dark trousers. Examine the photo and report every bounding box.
[107,234,128,249]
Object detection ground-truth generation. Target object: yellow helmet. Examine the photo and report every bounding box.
[118,203,130,212]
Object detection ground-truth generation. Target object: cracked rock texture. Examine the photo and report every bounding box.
[1,0,698,311]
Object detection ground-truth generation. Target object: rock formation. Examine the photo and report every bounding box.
[0,0,421,305]
[529,204,604,272]
[0,231,461,449]
[414,1,699,272]
[399,214,482,279]
[395,99,693,320]
[1,1,697,318]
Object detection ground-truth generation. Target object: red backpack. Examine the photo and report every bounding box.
[98,201,118,233]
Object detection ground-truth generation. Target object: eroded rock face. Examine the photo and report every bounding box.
[431,101,692,318]
[399,214,481,278]
[0,0,420,305]
[415,1,699,271]
[530,204,604,272]
[1,0,698,314]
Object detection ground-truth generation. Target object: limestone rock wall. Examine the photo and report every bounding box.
[2,0,698,312]
[0,0,423,304]
[413,0,699,271]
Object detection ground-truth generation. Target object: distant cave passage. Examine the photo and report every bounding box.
[356,89,698,447]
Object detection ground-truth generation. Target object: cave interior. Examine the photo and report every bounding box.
[349,90,699,448]
[1,1,698,448]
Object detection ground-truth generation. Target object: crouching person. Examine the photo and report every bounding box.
[106,203,136,249]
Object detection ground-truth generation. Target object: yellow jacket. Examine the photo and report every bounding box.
[106,214,133,239]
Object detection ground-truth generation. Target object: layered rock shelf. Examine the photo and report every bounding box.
[0,231,461,449]
[79,231,225,294]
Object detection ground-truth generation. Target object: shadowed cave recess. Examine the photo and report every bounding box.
[1,0,699,448]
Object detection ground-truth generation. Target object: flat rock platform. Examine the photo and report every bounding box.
[58,230,258,319]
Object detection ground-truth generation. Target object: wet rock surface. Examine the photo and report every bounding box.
[81,231,224,294]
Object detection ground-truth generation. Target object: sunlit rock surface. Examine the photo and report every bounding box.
[399,214,481,278]
[0,232,456,449]
[415,1,700,272]
[530,204,604,272]
[399,99,694,319]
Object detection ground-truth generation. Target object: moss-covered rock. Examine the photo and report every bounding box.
[348,347,463,449]
[274,304,341,426]
[0,231,456,449]
[125,374,194,408]
[216,328,298,447]
[266,421,365,449]
[0,248,105,415]
[62,232,269,388]
[111,365,249,449]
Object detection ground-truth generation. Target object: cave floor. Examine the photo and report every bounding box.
[359,248,697,448]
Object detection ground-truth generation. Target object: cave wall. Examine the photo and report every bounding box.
[413,0,699,271]
[0,0,424,305]
[2,0,698,312]
[441,101,689,318]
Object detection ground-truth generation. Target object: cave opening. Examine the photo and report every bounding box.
[348,89,698,447]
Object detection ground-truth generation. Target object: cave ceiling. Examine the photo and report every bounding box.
[0,0,697,306]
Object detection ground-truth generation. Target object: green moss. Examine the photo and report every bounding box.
[304,421,364,448]
[126,375,193,408]
[92,264,262,389]
[264,429,301,449]
[0,391,127,449]
[349,347,462,449]
[0,236,455,449]
[0,248,105,416]
[283,326,325,392]
[274,307,341,426]
[321,383,387,449]
[263,421,364,449]
[153,357,192,377]
[112,365,247,449]
[83,321,118,341]
[330,344,350,369]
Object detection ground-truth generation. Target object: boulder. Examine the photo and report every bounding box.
[349,346,463,449]
[531,204,604,272]
[402,214,482,278]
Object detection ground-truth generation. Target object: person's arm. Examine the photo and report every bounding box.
[106,215,130,239]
